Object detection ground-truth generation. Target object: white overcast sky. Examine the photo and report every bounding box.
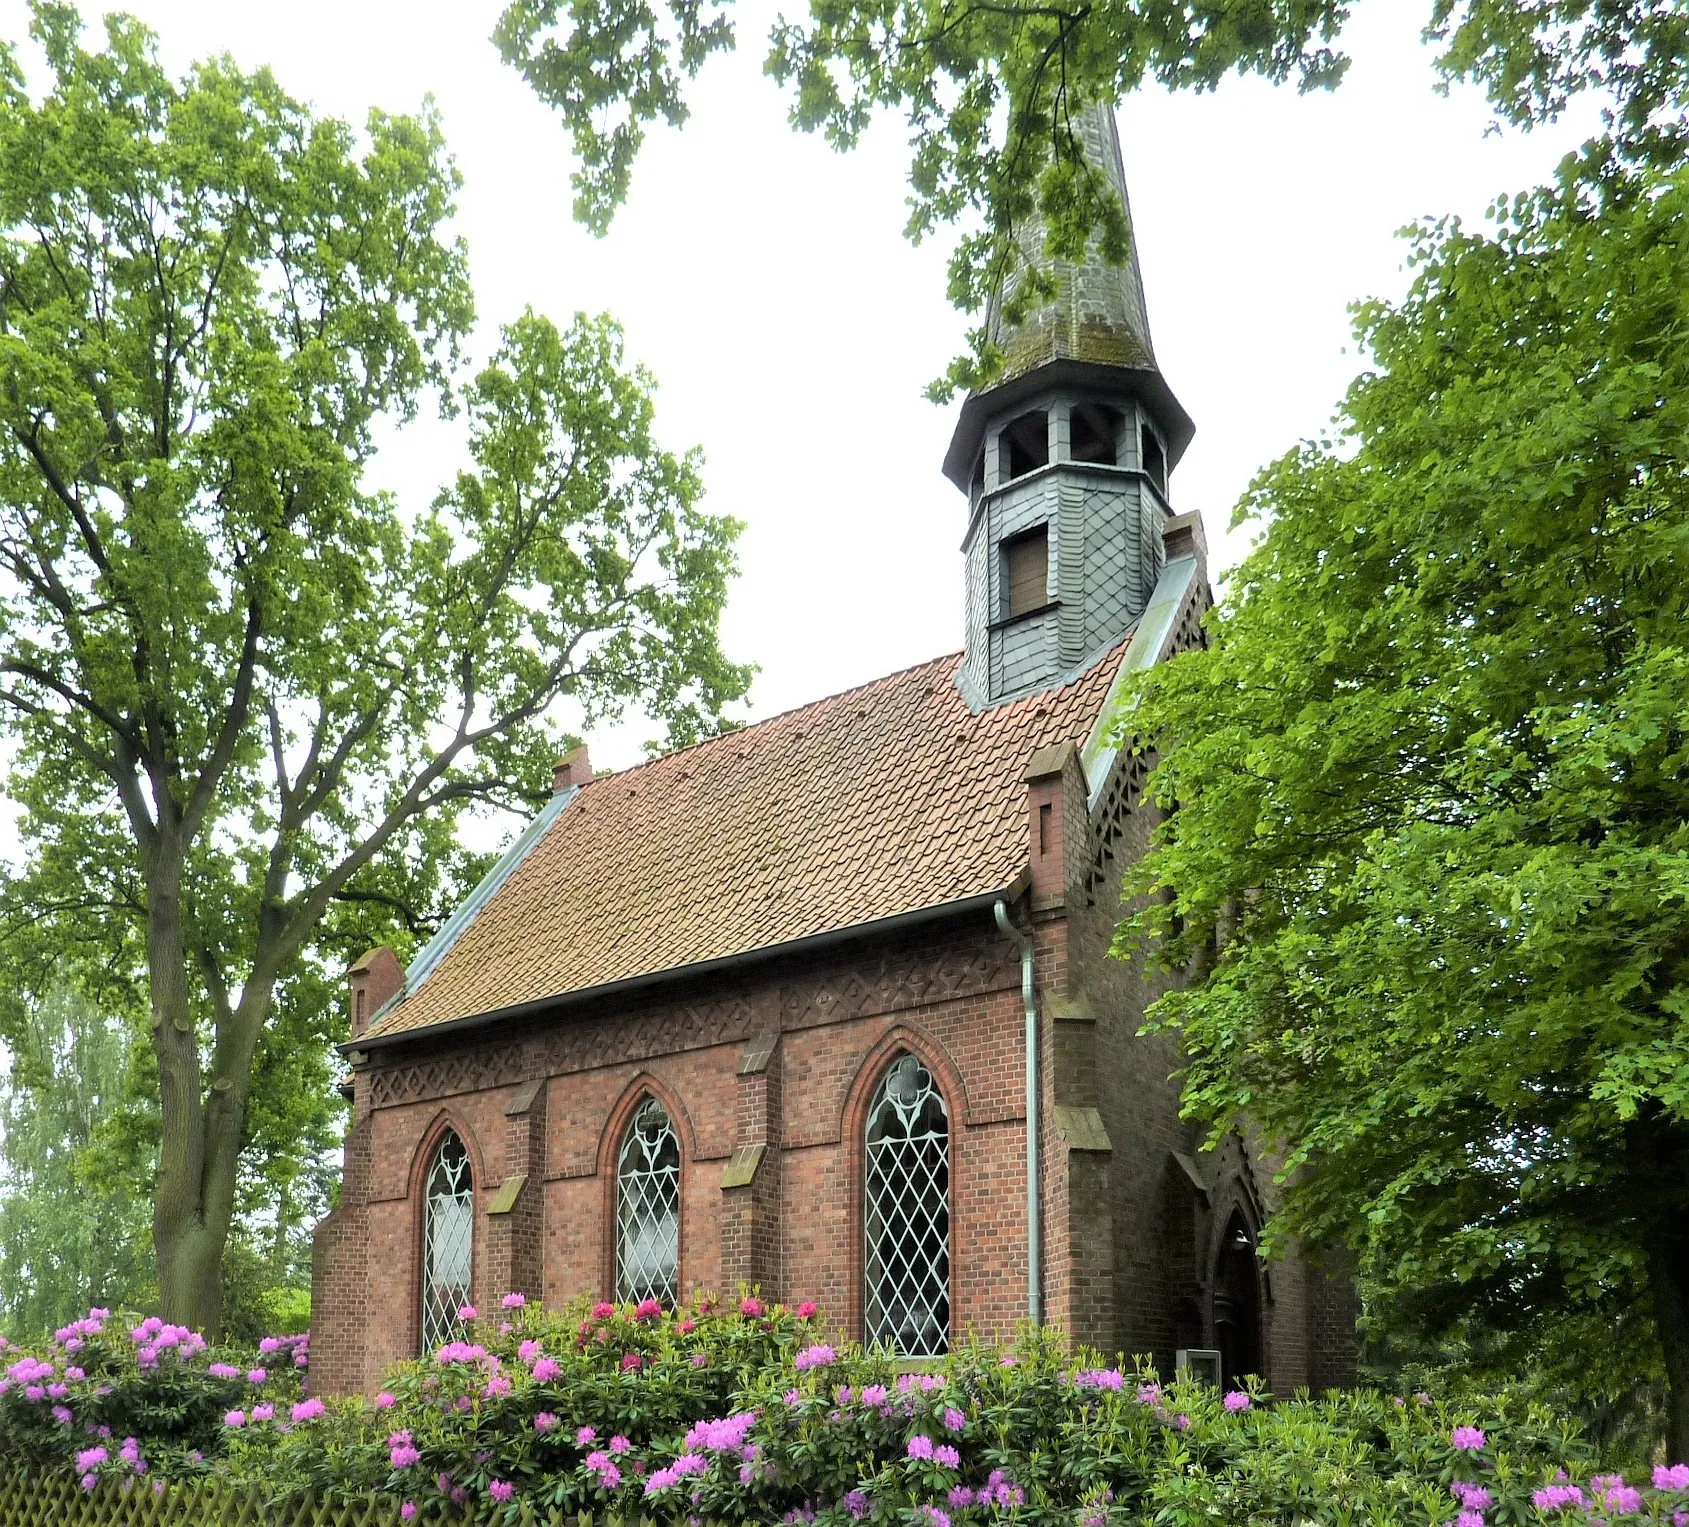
[0,0,1602,780]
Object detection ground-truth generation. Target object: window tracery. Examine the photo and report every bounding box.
[421,1129,473,1354]
[864,1052,951,1356]
[617,1096,680,1305]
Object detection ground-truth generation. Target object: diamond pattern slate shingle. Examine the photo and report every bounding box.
[364,642,1130,1041]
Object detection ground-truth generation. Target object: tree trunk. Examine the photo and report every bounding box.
[1649,1230,1689,1465]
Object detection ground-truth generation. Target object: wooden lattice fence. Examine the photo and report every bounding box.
[0,1474,712,1527]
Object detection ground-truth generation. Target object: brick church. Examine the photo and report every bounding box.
[310,108,1357,1396]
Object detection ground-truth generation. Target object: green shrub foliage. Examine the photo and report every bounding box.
[3,1294,1689,1523]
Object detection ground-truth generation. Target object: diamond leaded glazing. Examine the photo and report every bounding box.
[617,1097,680,1305]
[864,1053,950,1356]
[421,1130,473,1355]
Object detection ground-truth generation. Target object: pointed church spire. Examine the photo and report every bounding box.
[946,104,1196,711]
[987,107,1158,381]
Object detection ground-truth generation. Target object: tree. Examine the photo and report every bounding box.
[1116,147,1689,1454]
[494,0,1686,393]
[0,4,751,1335]
[0,981,153,1336]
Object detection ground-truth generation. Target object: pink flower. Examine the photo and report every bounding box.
[933,1444,961,1468]
[457,1305,477,1320]
[635,1298,662,1320]
[291,1398,326,1423]
[390,1442,421,1469]
[532,1357,561,1382]
[739,1297,764,1317]
[577,1425,597,1444]
[400,1504,416,1521]
[609,1435,631,1454]
[678,1318,696,1334]
[906,1435,935,1461]
[620,1352,643,1371]
[796,1301,817,1318]
[794,1344,836,1372]
[534,1412,559,1432]
[1223,1391,1251,1412]
[942,1407,966,1432]
[223,1411,245,1428]
[501,1292,527,1309]
[251,1405,274,1422]
[1457,1513,1485,1527]
[1657,1466,1689,1491]
[592,1302,615,1319]
[489,1480,514,1503]
[375,1392,396,1409]
[691,1353,707,1368]
[1450,1426,1486,1452]
[246,1369,267,1384]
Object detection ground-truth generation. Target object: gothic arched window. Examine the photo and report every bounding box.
[864,1052,950,1356]
[421,1129,473,1354]
[617,1096,680,1305]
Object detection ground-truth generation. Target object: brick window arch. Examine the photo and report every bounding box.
[616,1096,680,1305]
[863,1051,951,1356]
[421,1128,473,1354]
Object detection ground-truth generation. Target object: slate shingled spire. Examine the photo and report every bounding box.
[985,106,1157,381]
[946,104,1195,710]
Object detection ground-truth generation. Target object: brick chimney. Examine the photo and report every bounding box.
[1162,510,1208,573]
[1024,739,1084,909]
[347,947,405,1040]
[553,743,592,794]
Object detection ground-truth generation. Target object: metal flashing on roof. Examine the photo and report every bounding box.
[1080,554,1198,805]
[360,784,579,1040]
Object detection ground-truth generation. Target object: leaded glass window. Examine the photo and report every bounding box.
[421,1129,473,1355]
[864,1052,950,1356]
[617,1097,679,1305]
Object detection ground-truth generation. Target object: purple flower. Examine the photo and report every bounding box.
[291,1398,326,1423]
[1076,1368,1125,1391]
[906,1434,935,1461]
[251,1405,274,1422]
[375,1392,396,1409]
[207,1363,241,1379]
[933,1444,961,1469]
[532,1357,561,1382]
[246,1369,267,1384]
[502,1292,527,1309]
[533,1412,558,1432]
[948,1486,974,1509]
[942,1407,966,1433]
[916,1508,949,1527]
[691,1353,707,1368]
[52,1405,72,1425]
[1452,1482,1492,1509]
[457,1305,478,1320]
[1223,1391,1251,1412]
[577,1426,597,1444]
[224,1411,245,1428]
[75,1447,108,1472]
[609,1434,631,1455]
[635,1298,663,1320]
[400,1504,416,1521]
[1657,1466,1689,1491]
[1603,1485,1643,1514]
[1450,1426,1486,1452]
[1457,1513,1484,1527]
[843,1490,870,1519]
[794,1344,836,1372]
[489,1480,514,1503]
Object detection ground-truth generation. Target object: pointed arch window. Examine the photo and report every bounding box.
[421,1129,473,1355]
[864,1052,950,1356]
[617,1097,680,1305]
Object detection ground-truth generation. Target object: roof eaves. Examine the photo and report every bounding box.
[360,784,580,1040]
[345,870,1032,1058]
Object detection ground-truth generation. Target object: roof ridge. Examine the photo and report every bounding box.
[584,649,965,786]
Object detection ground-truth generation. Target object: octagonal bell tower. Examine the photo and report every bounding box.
[946,107,1194,709]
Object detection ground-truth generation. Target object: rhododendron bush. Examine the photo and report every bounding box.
[3,1294,1689,1525]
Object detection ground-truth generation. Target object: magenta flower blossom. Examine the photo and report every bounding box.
[1223,1392,1252,1412]
[1602,1485,1643,1514]
[794,1344,836,1372]
[532,1357,561,1382]
[207,1363,241,1379]
[678,1318,696,1334]
[1457,1512,1484,1527]
[1658,1466,1689,1491]
[915,1507,949,1527]
[796,1301,817,1318]
[1452,1482,1492,1509]
[1450,1427,1486,1451]
[620,1352,643,1371]
[592,1302,615,1319]
[534,1412,559,1432]
[684,1414,757,1452]
[224,1411,246,1428]
[577,1426,597,1445]
[390,1443,421,1470]
[457,1304,477,1320]
[246,1369,267,1384]
[518,1339,542,1364]
[843,1489,870,1518]
[400,1504,416,1521]
[489,1480,514,1503]
[942,1407,966,1432]
[608,1435,631,1455]
[502,1292,527,1309]
[933,1444,961,1469]
[635,1298,663,1320]
[291,1398,326,1423]
[1533,1485,1586,1511]
[906,1435,935,1461]
[374,1392,396,1409]
[52,1405,72,1425]
[740,1297,764,1317]
[251,1405,274,1423]
[691,1352,707,1368]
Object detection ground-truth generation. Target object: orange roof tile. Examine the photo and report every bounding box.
[363,643,1128,1042]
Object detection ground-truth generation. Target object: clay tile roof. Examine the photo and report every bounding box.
[363,643,1129,1042]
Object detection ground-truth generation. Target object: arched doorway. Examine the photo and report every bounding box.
[1213,1211,1263,1387]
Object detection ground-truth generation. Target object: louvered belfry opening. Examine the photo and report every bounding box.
[617,1096,680,1305]
[421,1129,473,1355]
[864,1052,951,1357]
[1003,525,1050,618]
